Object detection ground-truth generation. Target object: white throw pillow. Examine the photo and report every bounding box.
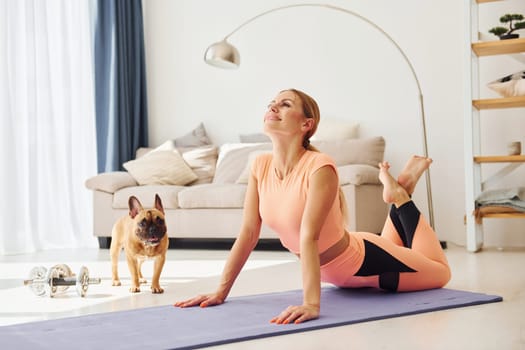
[311,119,359,141]
[123,150,198,186]
[487,70,525,97]
[236,150,272,184]
[144,141,218,185]
[213,143,272,184]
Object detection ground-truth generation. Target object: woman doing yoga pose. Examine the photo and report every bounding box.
[174,88,451,324]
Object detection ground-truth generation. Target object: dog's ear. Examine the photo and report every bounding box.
[128,196,143,219]
[154,194,165,215]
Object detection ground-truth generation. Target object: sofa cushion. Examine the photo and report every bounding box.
[338,164,380,185]
[123,150,198,186]
[312,136,385,167]
[178,184,247,208]
[113,185,186,209]
[213,143,272,184]
[85,171,138,194]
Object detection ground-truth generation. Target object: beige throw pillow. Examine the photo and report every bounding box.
[123,150,198,186]
[84,171,138,193]
[312,137,385,167]
[487,70,525,98]
[311,119,359,141]
[142,141,218,185]
[338,164,381,185]
[179,145,218,184]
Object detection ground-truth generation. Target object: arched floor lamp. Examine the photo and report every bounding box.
[203,3,435,229]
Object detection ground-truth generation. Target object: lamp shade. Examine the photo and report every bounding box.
[204,40,240,68]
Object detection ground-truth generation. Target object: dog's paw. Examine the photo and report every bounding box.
[151,285,164,294]
[139,278,147,284]
[129,286,141,293]
[112,280,121,287]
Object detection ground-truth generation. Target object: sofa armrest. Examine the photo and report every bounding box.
[85,171,138,194]
[338,164,380,186]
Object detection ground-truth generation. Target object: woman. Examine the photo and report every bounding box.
[174,88,451,325]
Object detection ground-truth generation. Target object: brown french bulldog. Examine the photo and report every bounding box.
[110,194,169,293]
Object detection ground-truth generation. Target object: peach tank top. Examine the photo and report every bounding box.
[253,151,345,254]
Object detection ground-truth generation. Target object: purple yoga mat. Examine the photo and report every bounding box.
[0,287,502,349]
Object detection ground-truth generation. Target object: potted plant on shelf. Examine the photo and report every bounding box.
[489,14,525,40]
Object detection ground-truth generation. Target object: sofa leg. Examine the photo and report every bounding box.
[98,237,112,249]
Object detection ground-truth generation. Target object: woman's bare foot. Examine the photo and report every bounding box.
[397,156,432,195]
[379,161,410,208]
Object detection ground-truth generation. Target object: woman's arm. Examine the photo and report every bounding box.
[214,171,262,301]
[271,165,339,324]
[174,171,262,308]
[301,165,339,308]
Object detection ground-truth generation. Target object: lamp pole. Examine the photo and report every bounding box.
[205,3,434,229]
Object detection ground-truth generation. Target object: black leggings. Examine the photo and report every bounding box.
[354,201,421,291]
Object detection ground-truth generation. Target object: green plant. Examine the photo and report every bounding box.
[489,14,525,38]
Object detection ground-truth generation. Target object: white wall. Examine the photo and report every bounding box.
[142,0,525,248]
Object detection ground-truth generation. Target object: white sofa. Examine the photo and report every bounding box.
[85,132,389,248]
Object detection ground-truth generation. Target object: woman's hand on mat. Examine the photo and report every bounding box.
[173,293,225,308]
[270,304,320,325]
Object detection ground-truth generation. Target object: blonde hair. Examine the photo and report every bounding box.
[284,88,348,224]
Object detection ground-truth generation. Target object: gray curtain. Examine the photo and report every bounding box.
[93,0,148,172]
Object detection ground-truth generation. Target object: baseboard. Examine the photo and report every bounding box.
[97,237,287,251]
[169,238,287,251]
[98,236,447,251]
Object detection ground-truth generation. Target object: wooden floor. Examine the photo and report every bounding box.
[0,243,523,349]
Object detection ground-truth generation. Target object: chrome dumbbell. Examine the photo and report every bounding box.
[24,264,101,297]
